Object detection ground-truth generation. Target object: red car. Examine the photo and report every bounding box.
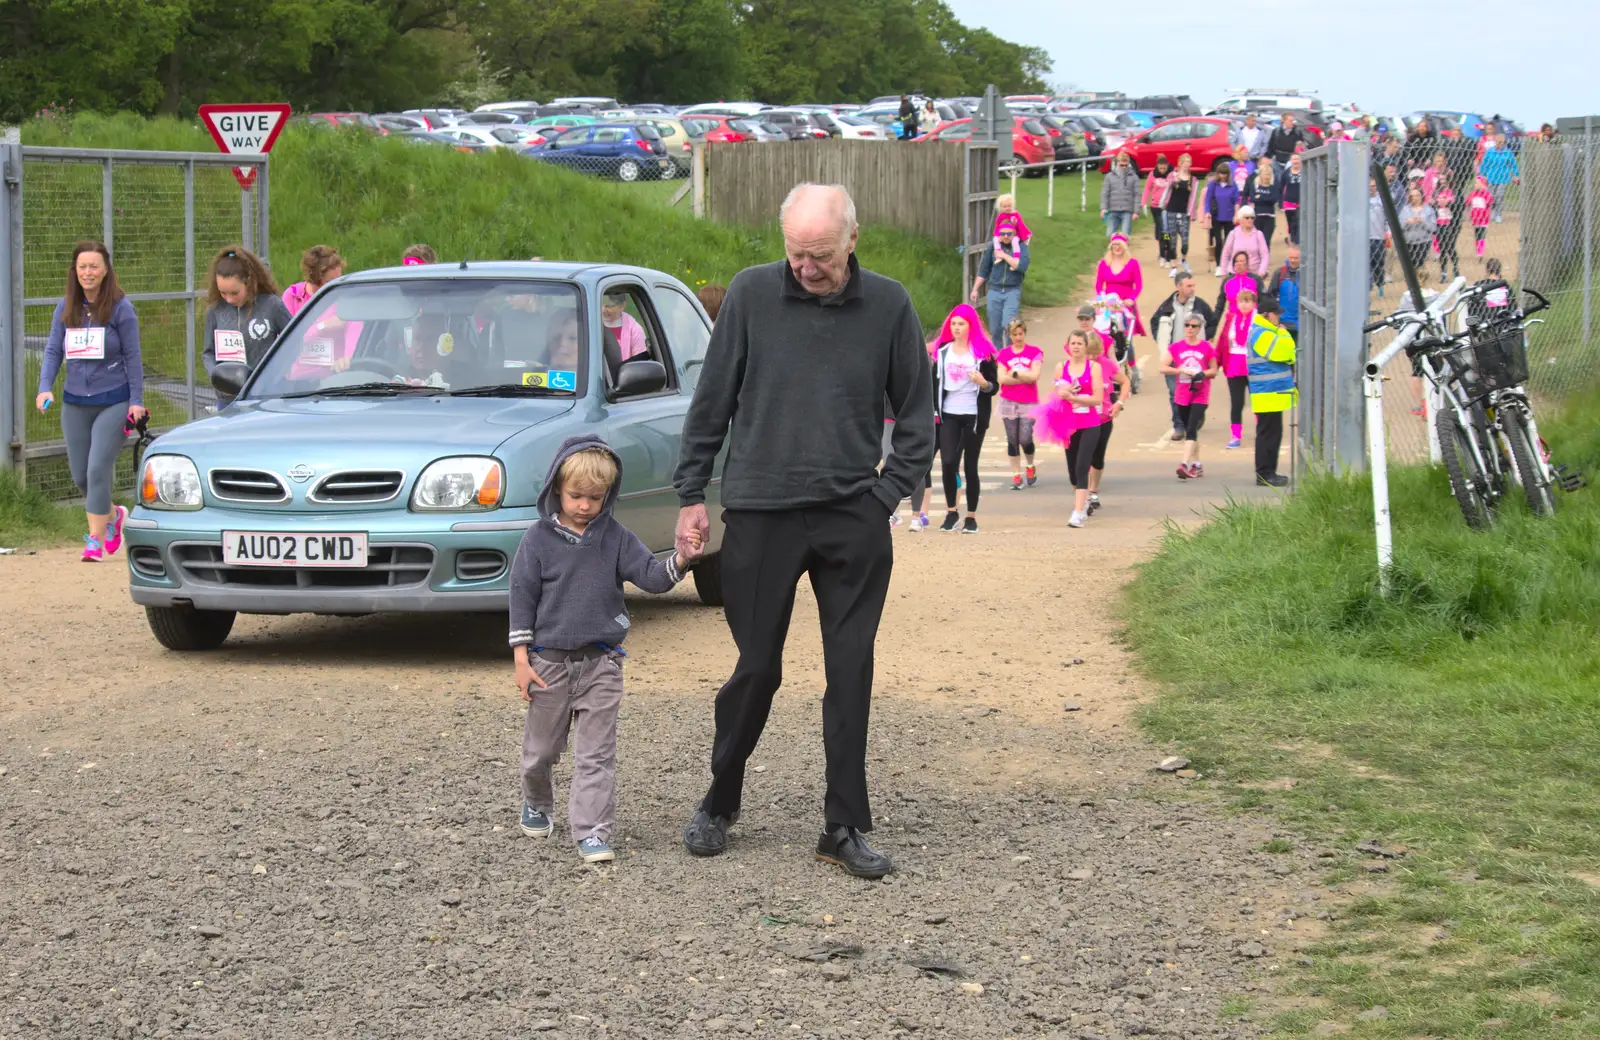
[680,115,758,144]
[914,117,1055,166]
[1100,117,1236,174]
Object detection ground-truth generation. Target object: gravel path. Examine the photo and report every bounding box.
[1,290,1324,1039]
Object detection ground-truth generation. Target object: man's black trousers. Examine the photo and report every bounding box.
[1256,411,1284,479]
[700,492,893,832]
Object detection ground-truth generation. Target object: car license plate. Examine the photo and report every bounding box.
[222,531,368,568]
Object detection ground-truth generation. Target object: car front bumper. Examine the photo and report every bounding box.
[124,507,537,615]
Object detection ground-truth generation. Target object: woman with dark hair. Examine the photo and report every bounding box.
[201,245,292,381]
[696,283,727,322]
[35,241,145,562]
[1142,154,1174,265]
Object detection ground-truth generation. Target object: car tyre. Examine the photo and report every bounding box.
[692,550,725,607]
[617,159,642,183]
[145,604,237,651]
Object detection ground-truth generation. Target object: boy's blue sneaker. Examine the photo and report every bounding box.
[577,837,616,863]
[520,804,553,837]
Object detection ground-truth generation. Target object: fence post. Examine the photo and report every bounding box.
[1008,167,1017,199]
[691,144,706,219]
[1332,141,1371,472]
[257,159,271,270]
[1047,163,1055,217]
[102,157,114,254]
[0,138,17,472]
[240,186,254,252]
[1081,160,1088,213]
[184,160,196,420]
[1585,116,1593,345]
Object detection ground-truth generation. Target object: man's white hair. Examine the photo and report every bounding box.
[779,183,858,240]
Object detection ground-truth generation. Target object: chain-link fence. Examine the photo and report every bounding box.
[521,147,682,183]
[1,144,268,499]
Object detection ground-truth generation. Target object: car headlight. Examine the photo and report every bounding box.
[140,455,203,510]
[411,456,504,511]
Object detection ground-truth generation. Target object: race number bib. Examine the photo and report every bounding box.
[1471,197,1488,210]
[64,327,105,360]
[214,329,247,364]
[299,339,334,367]
[1438,208,1452,223]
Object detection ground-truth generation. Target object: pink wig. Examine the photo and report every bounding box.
[933,303,996,359]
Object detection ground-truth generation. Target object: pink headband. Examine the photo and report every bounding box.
[402,256,424,266]
[1109,234,1128,245]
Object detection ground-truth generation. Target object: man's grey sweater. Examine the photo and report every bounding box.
[673,254,935,514]
[508,435,682,651]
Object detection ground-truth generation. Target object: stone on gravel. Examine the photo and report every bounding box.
[441,891,462,906]
[922,914,948,925]
[1354,839,1405,858]
[55,926,75,940]
[1236,941,1267,958]
[252,864,267,875]
[1067,868,1094,881]
[1175,768,1199,778]
[958,982,984,996]
[1365,863,1389,873]
[196,926,224,939]
[1063,702,1081,711]
[908,958,965,977]
[1356,1006,1389,1021]
[529,1020,558,1032]
[818,964,851,982]
[1155,757,1191,773]
[1072,657,1084,665]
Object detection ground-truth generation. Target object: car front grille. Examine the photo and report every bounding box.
[170,542,434,588]
[129,546,167,579]
[454,549,507,582]
[308,470,406,504]
[209,469,289,504]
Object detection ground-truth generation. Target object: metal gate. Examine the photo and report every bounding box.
[1294,140,1370,474]
[1,143,269,497]
[961,143,1000,303]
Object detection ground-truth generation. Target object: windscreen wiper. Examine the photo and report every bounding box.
[276,382,443,399]
[445,384,576,397]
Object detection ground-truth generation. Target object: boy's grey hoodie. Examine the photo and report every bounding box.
[507,434,683,651]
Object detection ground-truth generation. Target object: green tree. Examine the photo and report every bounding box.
[616,0,748,103]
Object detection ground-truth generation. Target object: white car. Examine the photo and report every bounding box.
[678,102,767,118]
[475,101,542,113]
[402,108,468,129]
[832,114,889,140]
[438,126,541,149]
[1210,91,1322,115]
[550,96,620,110]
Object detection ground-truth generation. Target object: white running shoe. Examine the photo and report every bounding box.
[1068,511,1086,529]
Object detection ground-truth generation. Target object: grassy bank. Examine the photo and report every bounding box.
[0,471,89,547]
[1005,169,1108,308]
[1124,388,1600,1038]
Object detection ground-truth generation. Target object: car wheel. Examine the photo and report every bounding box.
[617,159,642,182]
[692,550,725,608]
[145,604,237,651]
[660,161,678,179]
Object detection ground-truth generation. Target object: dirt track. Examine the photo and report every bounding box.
[2,233,1341,1039]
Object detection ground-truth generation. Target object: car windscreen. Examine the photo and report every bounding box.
[244,280,585,399]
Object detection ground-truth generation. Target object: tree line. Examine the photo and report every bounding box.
[0,0,1051,121]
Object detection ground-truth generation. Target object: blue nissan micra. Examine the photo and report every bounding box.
[124,261,724,649]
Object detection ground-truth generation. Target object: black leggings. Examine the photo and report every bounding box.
[1405,239,1430,277]
[1065,426,1103,490]
[1369,239,1387,288]
[1227,375,1249,425]
[1002,416,1035,458]
[1210,220,1234,266]
[1437,222,1461,272]
[1285,208,1300,244]
[1255,214,1276,245]
[1091,419,1112,470]
[1176,402,1208,440]
[939,414,982,513]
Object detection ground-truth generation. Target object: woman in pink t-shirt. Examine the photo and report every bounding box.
[1159,314,1220,478]
[994,318,1044,490]
[1035,329,1105,528]
[1093,235,1146,338]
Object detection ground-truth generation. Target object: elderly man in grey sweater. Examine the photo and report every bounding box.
[674,183,935,879]
[1100,152,1142,237]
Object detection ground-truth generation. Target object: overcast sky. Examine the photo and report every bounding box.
[946,0,1594,128]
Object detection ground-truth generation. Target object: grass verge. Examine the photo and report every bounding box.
[1004,169,1109,308]
[1123,385,1600,1037]
[0,470,89,547]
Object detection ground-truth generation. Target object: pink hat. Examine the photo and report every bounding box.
[402,256,425,266]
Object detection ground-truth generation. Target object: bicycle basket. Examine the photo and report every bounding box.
[1469,324,1529,392]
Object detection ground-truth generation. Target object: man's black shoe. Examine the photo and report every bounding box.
[815,825,894,879]
[683,809,736,857]
[1256,474,1290,488]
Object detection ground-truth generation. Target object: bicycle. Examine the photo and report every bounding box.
[1364,279,1583,528]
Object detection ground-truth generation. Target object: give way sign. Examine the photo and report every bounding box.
[198,104,292,189]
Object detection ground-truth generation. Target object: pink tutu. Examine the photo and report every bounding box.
[1033,398,1090,446]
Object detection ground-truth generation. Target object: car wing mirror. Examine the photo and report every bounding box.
[210,361,250,398]
[613,359,668,396]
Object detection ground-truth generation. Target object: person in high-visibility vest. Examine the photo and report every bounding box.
[1245,293,1296,488]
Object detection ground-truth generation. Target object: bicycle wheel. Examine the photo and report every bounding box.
[1501,403,1556,517]
[1435,409,1495,530]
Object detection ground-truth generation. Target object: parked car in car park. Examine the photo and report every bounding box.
[680,115,759,144]
[915,116,1056,168]
[1101,117,1236,173]
[301,112,385,133]
[550,96,620,111]
[678,102,767,118]
[374,113,430,133]
[1078,95,1201,117]
[526,123,676,180]
[126,261,723,650]
[439,125,545,149]
[1209,91,1323,115]
[401,108,468,129]
[396,130,490,153]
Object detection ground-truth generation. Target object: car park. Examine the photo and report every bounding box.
[761,109,834,139]
[628,117,701,171]
[439,125,545,149]
[300,112,385,133]
[1210,91,1323,115]
[678,102,767,118]
[1101,117,1236,174]
[679,115,759,144]
[526,123,676,180]
[374,113,430,133]
[915,116,1056,168]
[401,108,468,129]
[126,262,723,650]
[1079,95,1201,117]
[550,96,620,111]
[1424,110,1495,139]
[395,130,489,153]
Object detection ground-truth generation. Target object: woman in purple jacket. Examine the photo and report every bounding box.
[1203,171,1242,276]
[35,241,144,562]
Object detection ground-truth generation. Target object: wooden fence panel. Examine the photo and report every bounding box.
[706,141,966,245]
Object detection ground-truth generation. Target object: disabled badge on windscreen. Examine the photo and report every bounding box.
[522,370,577,391]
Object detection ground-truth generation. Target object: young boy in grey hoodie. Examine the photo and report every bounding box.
[508,434,700,863]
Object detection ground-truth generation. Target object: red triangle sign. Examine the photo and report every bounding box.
[198,103,293,189]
